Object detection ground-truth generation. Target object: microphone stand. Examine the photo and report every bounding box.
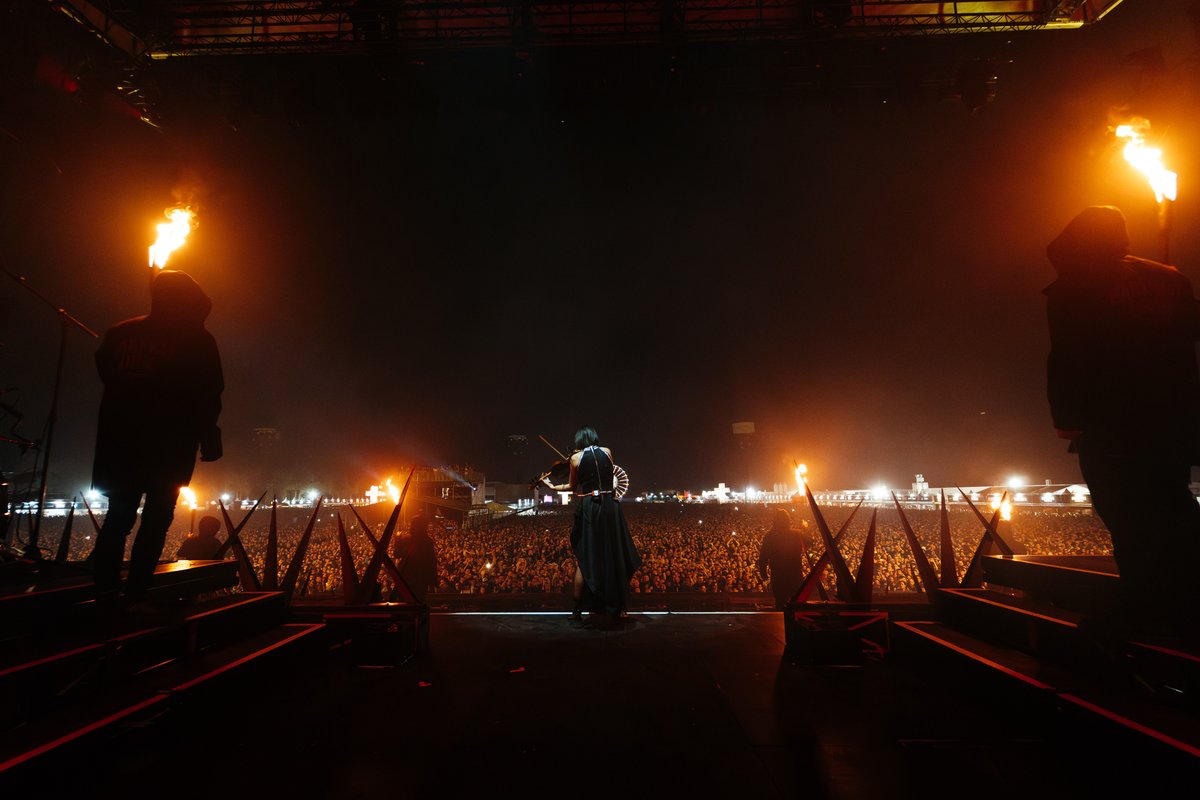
[2,265,98,559]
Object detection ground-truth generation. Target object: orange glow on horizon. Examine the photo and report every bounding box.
[149,207,195,269]
[1114,120,1177,203]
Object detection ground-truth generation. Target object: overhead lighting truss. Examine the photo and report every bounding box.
[49,0,1131,58]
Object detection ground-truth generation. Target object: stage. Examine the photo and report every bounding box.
[11,609,1168,798]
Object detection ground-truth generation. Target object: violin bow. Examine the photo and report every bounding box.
[537,434,569,460]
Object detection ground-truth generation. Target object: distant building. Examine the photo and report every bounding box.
[507,435,527,458]
[731,421,756,490]
[412,466,488,526]
[487,481,535,506]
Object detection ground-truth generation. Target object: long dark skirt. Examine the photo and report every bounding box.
[571,496,642,614]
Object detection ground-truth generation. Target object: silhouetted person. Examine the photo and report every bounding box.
[1045,206,1200,641]
[757,509,808,609]
[393,513,439,603]
[176,515,223,561]
[543,427,642,622]
[91,270,223,608]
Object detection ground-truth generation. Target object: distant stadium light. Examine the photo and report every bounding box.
[872,484,888,501]
[1007,476,1024,489]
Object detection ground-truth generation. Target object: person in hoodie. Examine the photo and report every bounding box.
[90,270,224,608]
[1045,206,1200,640]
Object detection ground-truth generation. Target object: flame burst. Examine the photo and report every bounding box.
[1114,120,1177,203]
[149,207,195,268]
[794,463,808,494]
[385,477,401,505]
[179,486,199,510]
[990,496,1013,523]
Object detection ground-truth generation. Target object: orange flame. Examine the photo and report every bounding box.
[179,486,199,510]
[989,495,1013,522]
[1114,120,1177,203]
[149,207,195,268]
[794,463,808,493]
[385,477,400,505]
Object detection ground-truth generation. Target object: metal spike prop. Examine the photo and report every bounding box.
[217,495,265,591]
[803,481,858,601]
[938,490,958,587]
[354,468,415,603]
[348,504,419,604]
[958,489,1010,588]
[280,497,324,600]
[262,500,279,591]
[957,487,1016,556]
[853,508,877,603]
[54,500,76,562]
[789,498,863,605]
[335,512,360,605]
[79,492,103,536]
[891,493,941,596]
[214,491,267,558]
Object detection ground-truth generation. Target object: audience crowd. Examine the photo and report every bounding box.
[28,501,1114,598]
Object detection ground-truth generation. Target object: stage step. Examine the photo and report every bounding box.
[0,560,240,643]
[1126,640,1200,703]
[0,592,288,730]
[895,620,1200,767]
[935,587,1095,663]
[981,555,1121,615]
[0,622,324,778]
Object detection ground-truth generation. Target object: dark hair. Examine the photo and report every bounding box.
[574,427,600,450]
[770,509,792,532]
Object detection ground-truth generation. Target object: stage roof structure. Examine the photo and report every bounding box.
[53,1,1131,59]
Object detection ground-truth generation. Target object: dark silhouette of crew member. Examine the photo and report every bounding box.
[392,513,439,602]
[90,270,223,608]
[757,509,809,610]
[176,515,223,561]
[1045,206,1200,641]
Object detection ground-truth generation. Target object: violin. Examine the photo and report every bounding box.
[530,458,572,491]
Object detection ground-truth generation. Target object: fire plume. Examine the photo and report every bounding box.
[1114,120,1177,203]
[990,495,1013,523]
[794,463,808,493]
[179,486,199,510]
[385,478,401,505]
[149,207,195,268]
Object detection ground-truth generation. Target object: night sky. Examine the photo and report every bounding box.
[2,1,1198,497]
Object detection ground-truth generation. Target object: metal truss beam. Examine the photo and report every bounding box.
[50,0,1131,58]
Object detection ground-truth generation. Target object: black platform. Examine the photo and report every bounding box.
[3,553,1198,795]
[5,609,1197,797]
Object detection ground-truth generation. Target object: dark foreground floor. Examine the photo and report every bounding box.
[17,611,1172,799]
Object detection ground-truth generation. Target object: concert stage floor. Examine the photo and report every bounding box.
[28,611,1175,798]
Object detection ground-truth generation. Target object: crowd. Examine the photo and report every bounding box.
[20,500,1115,598]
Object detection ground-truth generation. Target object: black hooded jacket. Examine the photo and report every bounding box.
[92,270,223,492]
[1044,207,1200,454]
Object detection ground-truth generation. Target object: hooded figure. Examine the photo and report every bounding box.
[1045,206,1200,452]
[757,509,808,609]
[91,270,223,604]
[1045,207,1200,641]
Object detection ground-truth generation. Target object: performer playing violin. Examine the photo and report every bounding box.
[542,427,641,621]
